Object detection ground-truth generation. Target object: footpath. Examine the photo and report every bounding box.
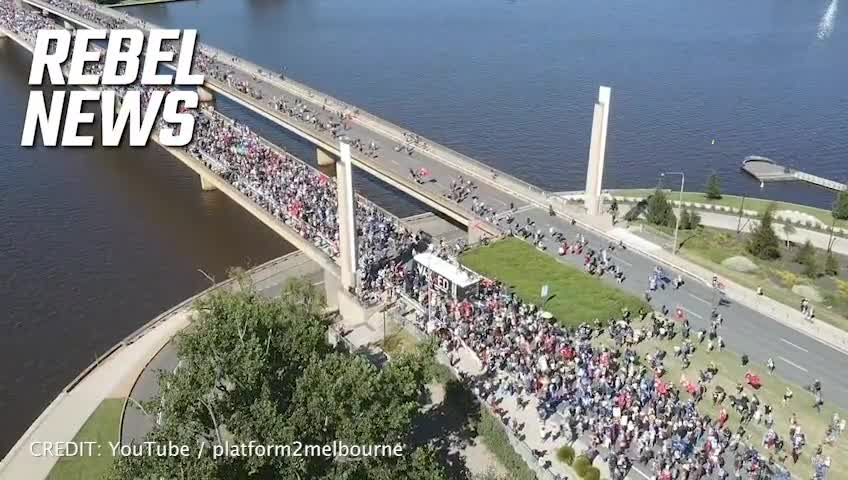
[0,312,191,480]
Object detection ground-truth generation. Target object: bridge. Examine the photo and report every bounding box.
[19,0,529,234]
[0,9,421,323]
[9,3,848,479]
[2,0,617,320]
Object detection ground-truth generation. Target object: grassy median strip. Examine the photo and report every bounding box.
[47,398,123,480]
[461,238,649,328]
[613,190,845,230]
[639,222,848,333]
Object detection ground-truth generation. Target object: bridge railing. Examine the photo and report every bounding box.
[794,171,847,191]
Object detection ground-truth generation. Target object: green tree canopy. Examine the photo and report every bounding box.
[110,280,445,480]
[705,173,722,200]
[833,190,848,221]
[646,188,676,228]
[747,204,781,260]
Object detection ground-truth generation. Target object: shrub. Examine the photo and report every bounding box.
[706,173,722,200]
[573,455,591,477]
[583,466,601,480]
[556,445,575,465]
[825,252,840,276]
[803,257,821,278]
[795,240,816,265]
[747,204,781,260]
[646,189,676,227]
[775,270,801,288]
[837,279,848,299]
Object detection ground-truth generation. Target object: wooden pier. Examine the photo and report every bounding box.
[741,156,846,191]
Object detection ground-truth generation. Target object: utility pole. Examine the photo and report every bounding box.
[660,171,685,254]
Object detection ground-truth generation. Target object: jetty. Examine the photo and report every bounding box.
[741,156,846,192]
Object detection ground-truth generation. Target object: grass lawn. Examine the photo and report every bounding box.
[47,398,124,480]
[638,222,848,333]
[598,314,848,480]
[475,408,537,480]
[612,190,845,229]
[460,238,649,328]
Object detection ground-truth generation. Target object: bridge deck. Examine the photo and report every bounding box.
[22,0,548,235]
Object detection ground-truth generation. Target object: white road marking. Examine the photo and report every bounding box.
[780,338,809,353]
[778,356,808,373]
[682,307,703,319]
[688,293,711,305]
[389,158,400,166]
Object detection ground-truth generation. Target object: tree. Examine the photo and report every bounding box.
[646,188,676,228]
[111,280,332,480]
[705,173,722,200]
[689,210,701,230]
[330,445,447,480]
[679,209,691,230]
[833,190,848,221]
[825,251,840,276]
[110,281,445,480]
[747,204,781,260]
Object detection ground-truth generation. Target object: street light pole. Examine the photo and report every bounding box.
[660,172,685,254]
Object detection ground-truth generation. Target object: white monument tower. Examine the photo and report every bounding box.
[584,86,612,216]
[336,142,357,291]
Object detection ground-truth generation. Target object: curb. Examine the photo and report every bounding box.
[611,229,848,357]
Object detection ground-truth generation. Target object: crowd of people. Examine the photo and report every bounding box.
[390,237,841,479]
[1,0,415,303]
[2,2,844,478]
[186,110,418,304]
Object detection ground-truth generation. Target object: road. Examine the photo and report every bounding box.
[508,206,848,410]
[26,0,848,413]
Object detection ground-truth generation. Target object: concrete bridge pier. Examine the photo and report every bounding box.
[326,141,371,324]
[197,86,214,105]
[336,142,357,291]
[200,174,217,191]
[322,269,340,310]
[584,86,612,216]
[317,146,337,167]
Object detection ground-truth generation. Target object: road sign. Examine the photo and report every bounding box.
[541,284,549,299]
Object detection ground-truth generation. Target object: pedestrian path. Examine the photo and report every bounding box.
[0,312,190,480]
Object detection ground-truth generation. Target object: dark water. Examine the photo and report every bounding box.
[127,0,848,207]
[1,0,846,455]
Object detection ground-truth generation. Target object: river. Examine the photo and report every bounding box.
[1,0,846,455]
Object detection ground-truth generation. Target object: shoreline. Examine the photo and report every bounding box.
[0,251,320,479]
